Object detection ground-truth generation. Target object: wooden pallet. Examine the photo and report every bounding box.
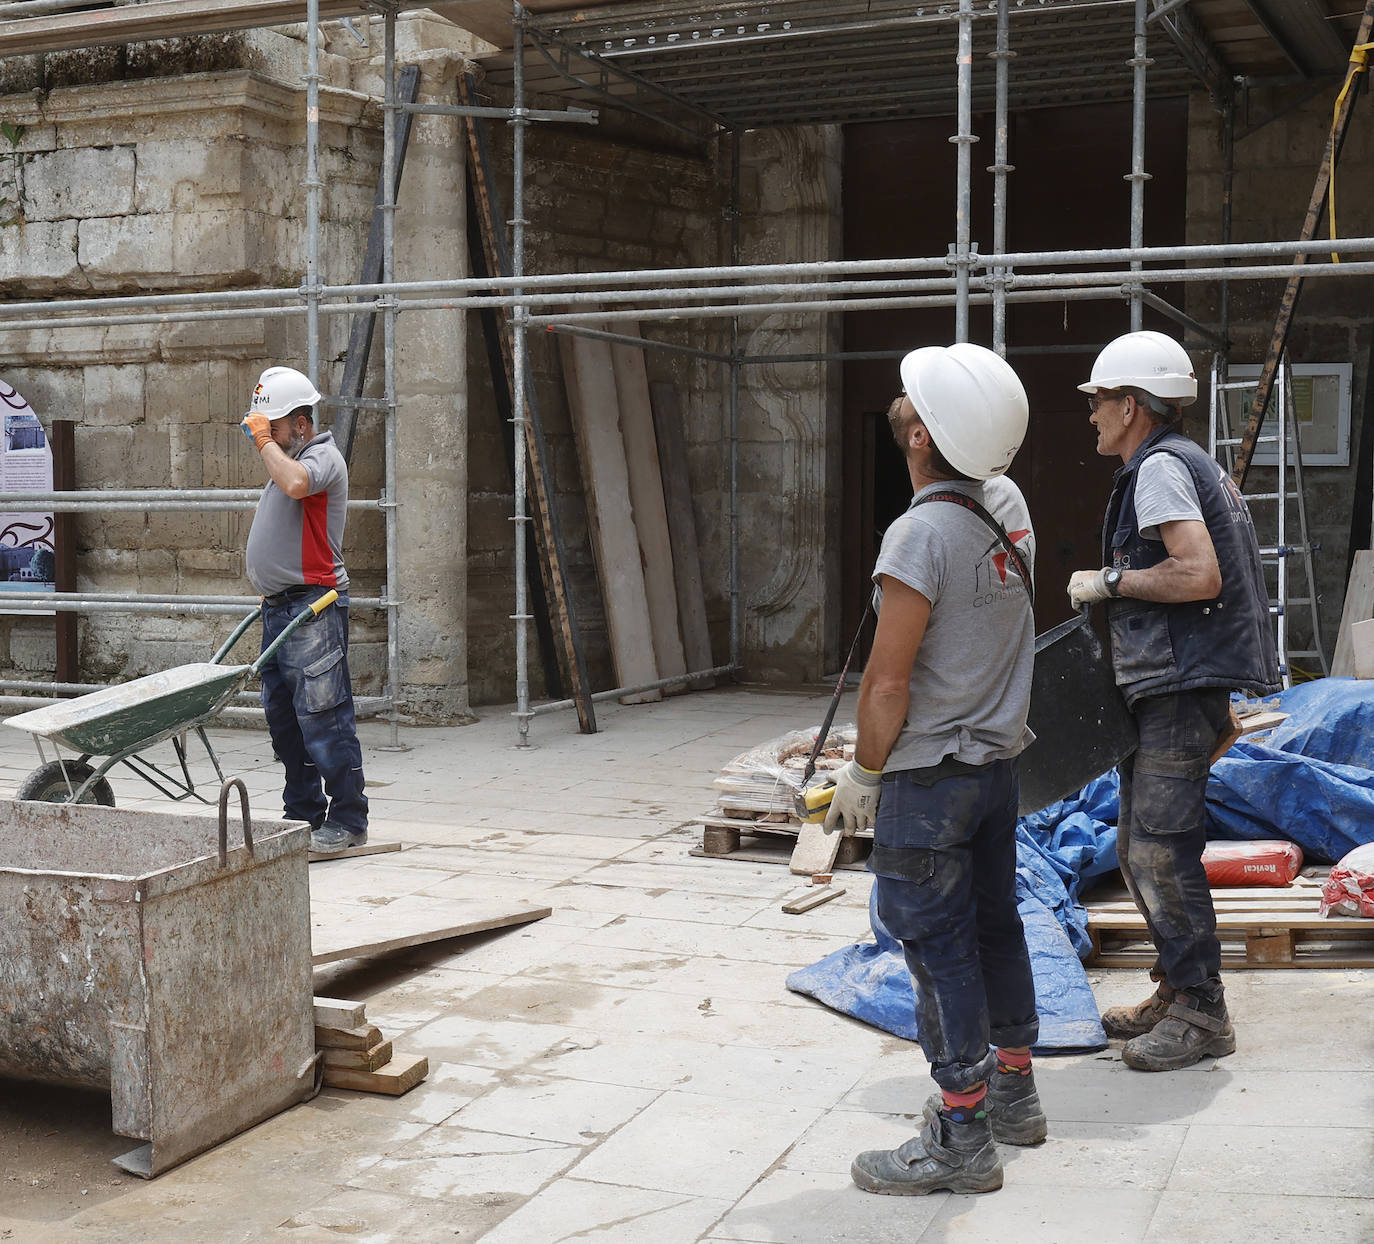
[692,814,873,870]
[1086,877,1374,969]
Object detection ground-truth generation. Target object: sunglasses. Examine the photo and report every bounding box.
[1087,392,1127,414]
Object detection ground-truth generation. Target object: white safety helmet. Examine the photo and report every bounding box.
[1077,330,1197,407]
[245,366,322,421]
[899,343,1029,480]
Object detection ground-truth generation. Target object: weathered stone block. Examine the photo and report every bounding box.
[77,214,175,285]
[25,146,136,221]
[84,364,144,427]
[134,138,245,214]
[9,626,55,673]
[3,367,82,421]
[0,219,81,287]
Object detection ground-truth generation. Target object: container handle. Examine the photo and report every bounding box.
[217,777,255,867]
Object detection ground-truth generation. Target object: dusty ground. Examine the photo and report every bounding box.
[1,686,1372,1243]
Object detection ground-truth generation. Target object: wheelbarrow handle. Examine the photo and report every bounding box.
[210,606,264,666]
[249,589,341,676]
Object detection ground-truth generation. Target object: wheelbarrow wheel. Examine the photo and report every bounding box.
[17,760,116,806]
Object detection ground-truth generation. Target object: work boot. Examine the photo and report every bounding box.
[309,822,367,853]
[1121,989,1235,1072]
[1102,983,1175,1040]
[851,1111,1002,1196]
[922,1068,1048,1146]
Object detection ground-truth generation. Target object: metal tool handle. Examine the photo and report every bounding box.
[250,588,341,675]
[217,777,254,867]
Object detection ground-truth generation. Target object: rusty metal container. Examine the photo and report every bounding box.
[0,783,316,1177]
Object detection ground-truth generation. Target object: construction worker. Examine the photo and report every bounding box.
[241,366,369,853]
[834,343,1041,1197]
[1069,330,1279,1070]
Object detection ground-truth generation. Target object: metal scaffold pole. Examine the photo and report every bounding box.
[1129,0,1151,331]
[305,0,322,381]
[729,128,742,671]
[953,0,975,343]
[380,5,403,750]
[512,3,534,746]
[990,0,1012,355]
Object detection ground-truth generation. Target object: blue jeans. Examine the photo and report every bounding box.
[869,758,1039,1093]
[259,589,368,834]
[1117,688,1231,996]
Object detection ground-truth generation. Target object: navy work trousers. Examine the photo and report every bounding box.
[1117,688,1231,995]
[259,589,368,835]
[869,758,1039,1093]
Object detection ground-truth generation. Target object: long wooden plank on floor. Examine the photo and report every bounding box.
[311,897,552,966]
[1332,550,1374,676]
[650,381,714,687]
[559,329,661,702]
[610,325,687,685]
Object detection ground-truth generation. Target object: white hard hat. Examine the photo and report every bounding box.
[899,343,1029,480]
[1077,330,1197,406]
[246,366,322,421]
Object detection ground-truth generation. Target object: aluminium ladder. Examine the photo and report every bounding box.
[1209,353,1329,688]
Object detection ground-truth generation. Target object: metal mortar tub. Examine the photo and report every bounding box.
[0,781,316,1177]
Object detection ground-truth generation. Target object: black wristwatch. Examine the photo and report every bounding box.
[1103,567,1124,597]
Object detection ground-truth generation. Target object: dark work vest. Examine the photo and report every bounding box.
[1101,426,1281,706]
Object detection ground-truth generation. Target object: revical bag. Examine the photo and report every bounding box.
[1201,840,1303,886]
[1320,842,1374,917]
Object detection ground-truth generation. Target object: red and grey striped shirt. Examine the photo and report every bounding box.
[245,431,351,595]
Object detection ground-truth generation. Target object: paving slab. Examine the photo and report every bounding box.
[712,1168,943,1243]
[1143,1190,1374,1244]
[476,1178,734,1244]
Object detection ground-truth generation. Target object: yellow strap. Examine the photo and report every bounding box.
[1330,42,1374,262]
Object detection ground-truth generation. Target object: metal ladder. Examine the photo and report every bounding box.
[1209,353,1329,688]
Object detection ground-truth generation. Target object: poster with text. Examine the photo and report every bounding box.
[0,380,54,612]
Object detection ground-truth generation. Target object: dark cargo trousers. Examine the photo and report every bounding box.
[259,588,369,836]
[1117,688,1231,996]
[869,758,1040,1093]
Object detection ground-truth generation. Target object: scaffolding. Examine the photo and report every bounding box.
[0,0,1367,745]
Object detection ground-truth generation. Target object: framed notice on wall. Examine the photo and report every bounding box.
[1222,363,1353,468]
[0,380,55,611]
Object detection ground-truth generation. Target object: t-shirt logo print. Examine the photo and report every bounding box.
[987,530,1031,587]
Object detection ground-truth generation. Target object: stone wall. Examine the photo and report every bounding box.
[1186,83,1374,671]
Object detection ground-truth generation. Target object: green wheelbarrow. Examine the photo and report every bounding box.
[5,590,339,806]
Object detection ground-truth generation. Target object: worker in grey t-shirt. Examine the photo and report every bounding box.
[241,365,368,854]
[833,344,1042,1199]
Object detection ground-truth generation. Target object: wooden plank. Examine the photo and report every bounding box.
[321,1040,394,1072]
[610,327,687,685]
[460,72,597,733]
[558,329,661,703]
[1333,551,1374,676]
[311,896,552,966]
[51,420,76,683]
[782,885,846,915]
[322,1052,428,1096]
[314,1023,384,1051]
[309,841,403,863]
[1089,910,1367,931]
[650,381,714,688]
[1353,618,1374,679]
[312,998,366,1029]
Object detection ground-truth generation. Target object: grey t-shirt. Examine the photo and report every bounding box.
[872,475,1036,771]
[1135,452,1203,541]
[245,430,351,596]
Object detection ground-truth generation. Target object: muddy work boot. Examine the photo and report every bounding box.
[922,1069,1047,1146]
[1122,989,1235,1072]
[1102,983,1175,1040]
[852,1111,1002,1196]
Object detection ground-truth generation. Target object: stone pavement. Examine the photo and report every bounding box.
[1,686,1372,1243]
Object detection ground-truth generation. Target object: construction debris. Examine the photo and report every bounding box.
[782,885,846,916]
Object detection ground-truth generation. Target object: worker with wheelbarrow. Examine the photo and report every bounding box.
[242,366,369,854]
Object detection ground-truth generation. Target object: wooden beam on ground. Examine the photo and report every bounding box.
[310,895,552,966]
[610,327,686,685]
[333,64,420,465]
[1231,0,1374,488]
[322,1052,428,1095]
[311,998,366,1029]
[460,71,597,733]
[559,329,662,703]
[0,0,431,57]
[649,381,713,688]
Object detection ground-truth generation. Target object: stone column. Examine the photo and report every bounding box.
[371,18,473,722]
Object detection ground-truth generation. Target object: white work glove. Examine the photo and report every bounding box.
[823,760,884,835]
[1068,568,1113,606]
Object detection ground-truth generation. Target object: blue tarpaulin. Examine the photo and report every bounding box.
[786,679,1374,1052]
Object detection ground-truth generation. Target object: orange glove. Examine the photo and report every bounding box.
[240,412,273,452]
